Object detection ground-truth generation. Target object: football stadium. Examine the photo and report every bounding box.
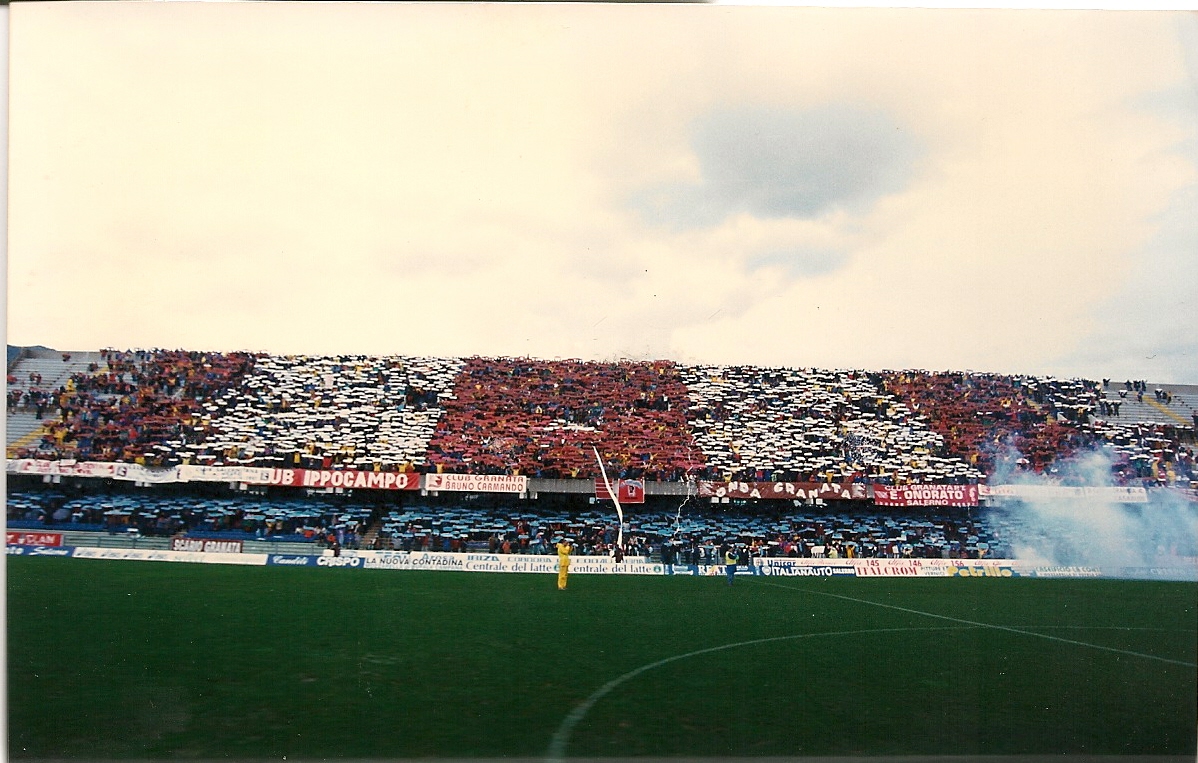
[6,346,1197,760]
[7,5,1198,761]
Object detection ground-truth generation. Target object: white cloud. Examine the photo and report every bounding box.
[6,4,1196,381]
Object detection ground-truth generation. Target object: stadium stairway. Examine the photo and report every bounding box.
[9,351,103,395]
[1144,398,1192,427]
[1157,384,1198,428]
[7,351,105,450]
[1096,383,1198,428]
[6,413,47,453]
[360,519,384,549]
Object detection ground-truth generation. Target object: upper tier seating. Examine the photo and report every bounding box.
[881,372,1104,474]
[9,349,1194,488]
[425,358,701,479]
[189,354,462,471]
[24,349,255,465]
[679,365,980,484]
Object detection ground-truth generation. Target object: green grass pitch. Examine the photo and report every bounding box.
[7,556,1196,759]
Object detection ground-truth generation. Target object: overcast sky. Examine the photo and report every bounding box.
[6,3,1197,382]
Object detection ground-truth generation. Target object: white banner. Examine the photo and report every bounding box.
[980,484,1148,503]
[7,459,117,477]
[70,547,266,566]
[981,484,1074,499]
[1094,486,1150,503]
[1027,566,1105,578]
[423,473,529,493]
[177,464,275,483]
[111,463,181,484]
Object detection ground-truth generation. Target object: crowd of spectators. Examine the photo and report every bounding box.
[679,365,978,485]
[6,363,75,420]
[1098,378,1194,418]
[881,372,1105,476]
[182,354,462,472]
[1087,421,1196,487]
[12,349,256,466]
[10,484,1194,562]
[340,500,1006,559]
[425,358,701,479]
[5,490,366,546]
[662,506,1004,561]
[6,486,1004,559]
[7,386,58,419]
[7,348,1195,489]
[376,505,654,557]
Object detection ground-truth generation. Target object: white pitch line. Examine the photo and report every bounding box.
[543,625,974,763]
[758,580,1198,669]
[1006,625,1195,633]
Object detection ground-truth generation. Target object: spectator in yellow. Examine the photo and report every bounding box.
[556,539,573,590]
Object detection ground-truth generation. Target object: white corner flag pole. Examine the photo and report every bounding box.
[592,446,625,549]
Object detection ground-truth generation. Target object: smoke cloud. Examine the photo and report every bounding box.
[986,448,1198,580]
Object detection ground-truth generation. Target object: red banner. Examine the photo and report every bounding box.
[6,532,63,547]
[595,479,646,504]
[872,484,979,507]
[697,482,867,501]
[170,538,244,554]
[619,479,645,504]
[257,469,420,491]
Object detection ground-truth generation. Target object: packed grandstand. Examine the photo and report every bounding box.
[6,346,1197,564]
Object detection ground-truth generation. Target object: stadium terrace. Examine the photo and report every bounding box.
[6,346,1197,567]
[7,347,1196,489]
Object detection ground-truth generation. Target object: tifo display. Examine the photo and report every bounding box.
[6,348,1195,488]
[6,347,1196,579]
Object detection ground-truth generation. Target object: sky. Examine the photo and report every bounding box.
[5,3,1197,383]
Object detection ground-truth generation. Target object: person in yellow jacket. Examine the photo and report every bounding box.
[556,539,573,590]
[724,547,739,586]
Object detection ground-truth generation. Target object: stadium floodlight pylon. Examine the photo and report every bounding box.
[592,446,625,550]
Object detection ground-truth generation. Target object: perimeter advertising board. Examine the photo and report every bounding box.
[352,550,661,574]
[70,547,264,565]
[266,554,318,567]
[170,538,244,554]
[20,542,1114,578]
[9,545,75,557]
[853,558,946,577]
[754,559,857,577]
[7,531,63,547]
